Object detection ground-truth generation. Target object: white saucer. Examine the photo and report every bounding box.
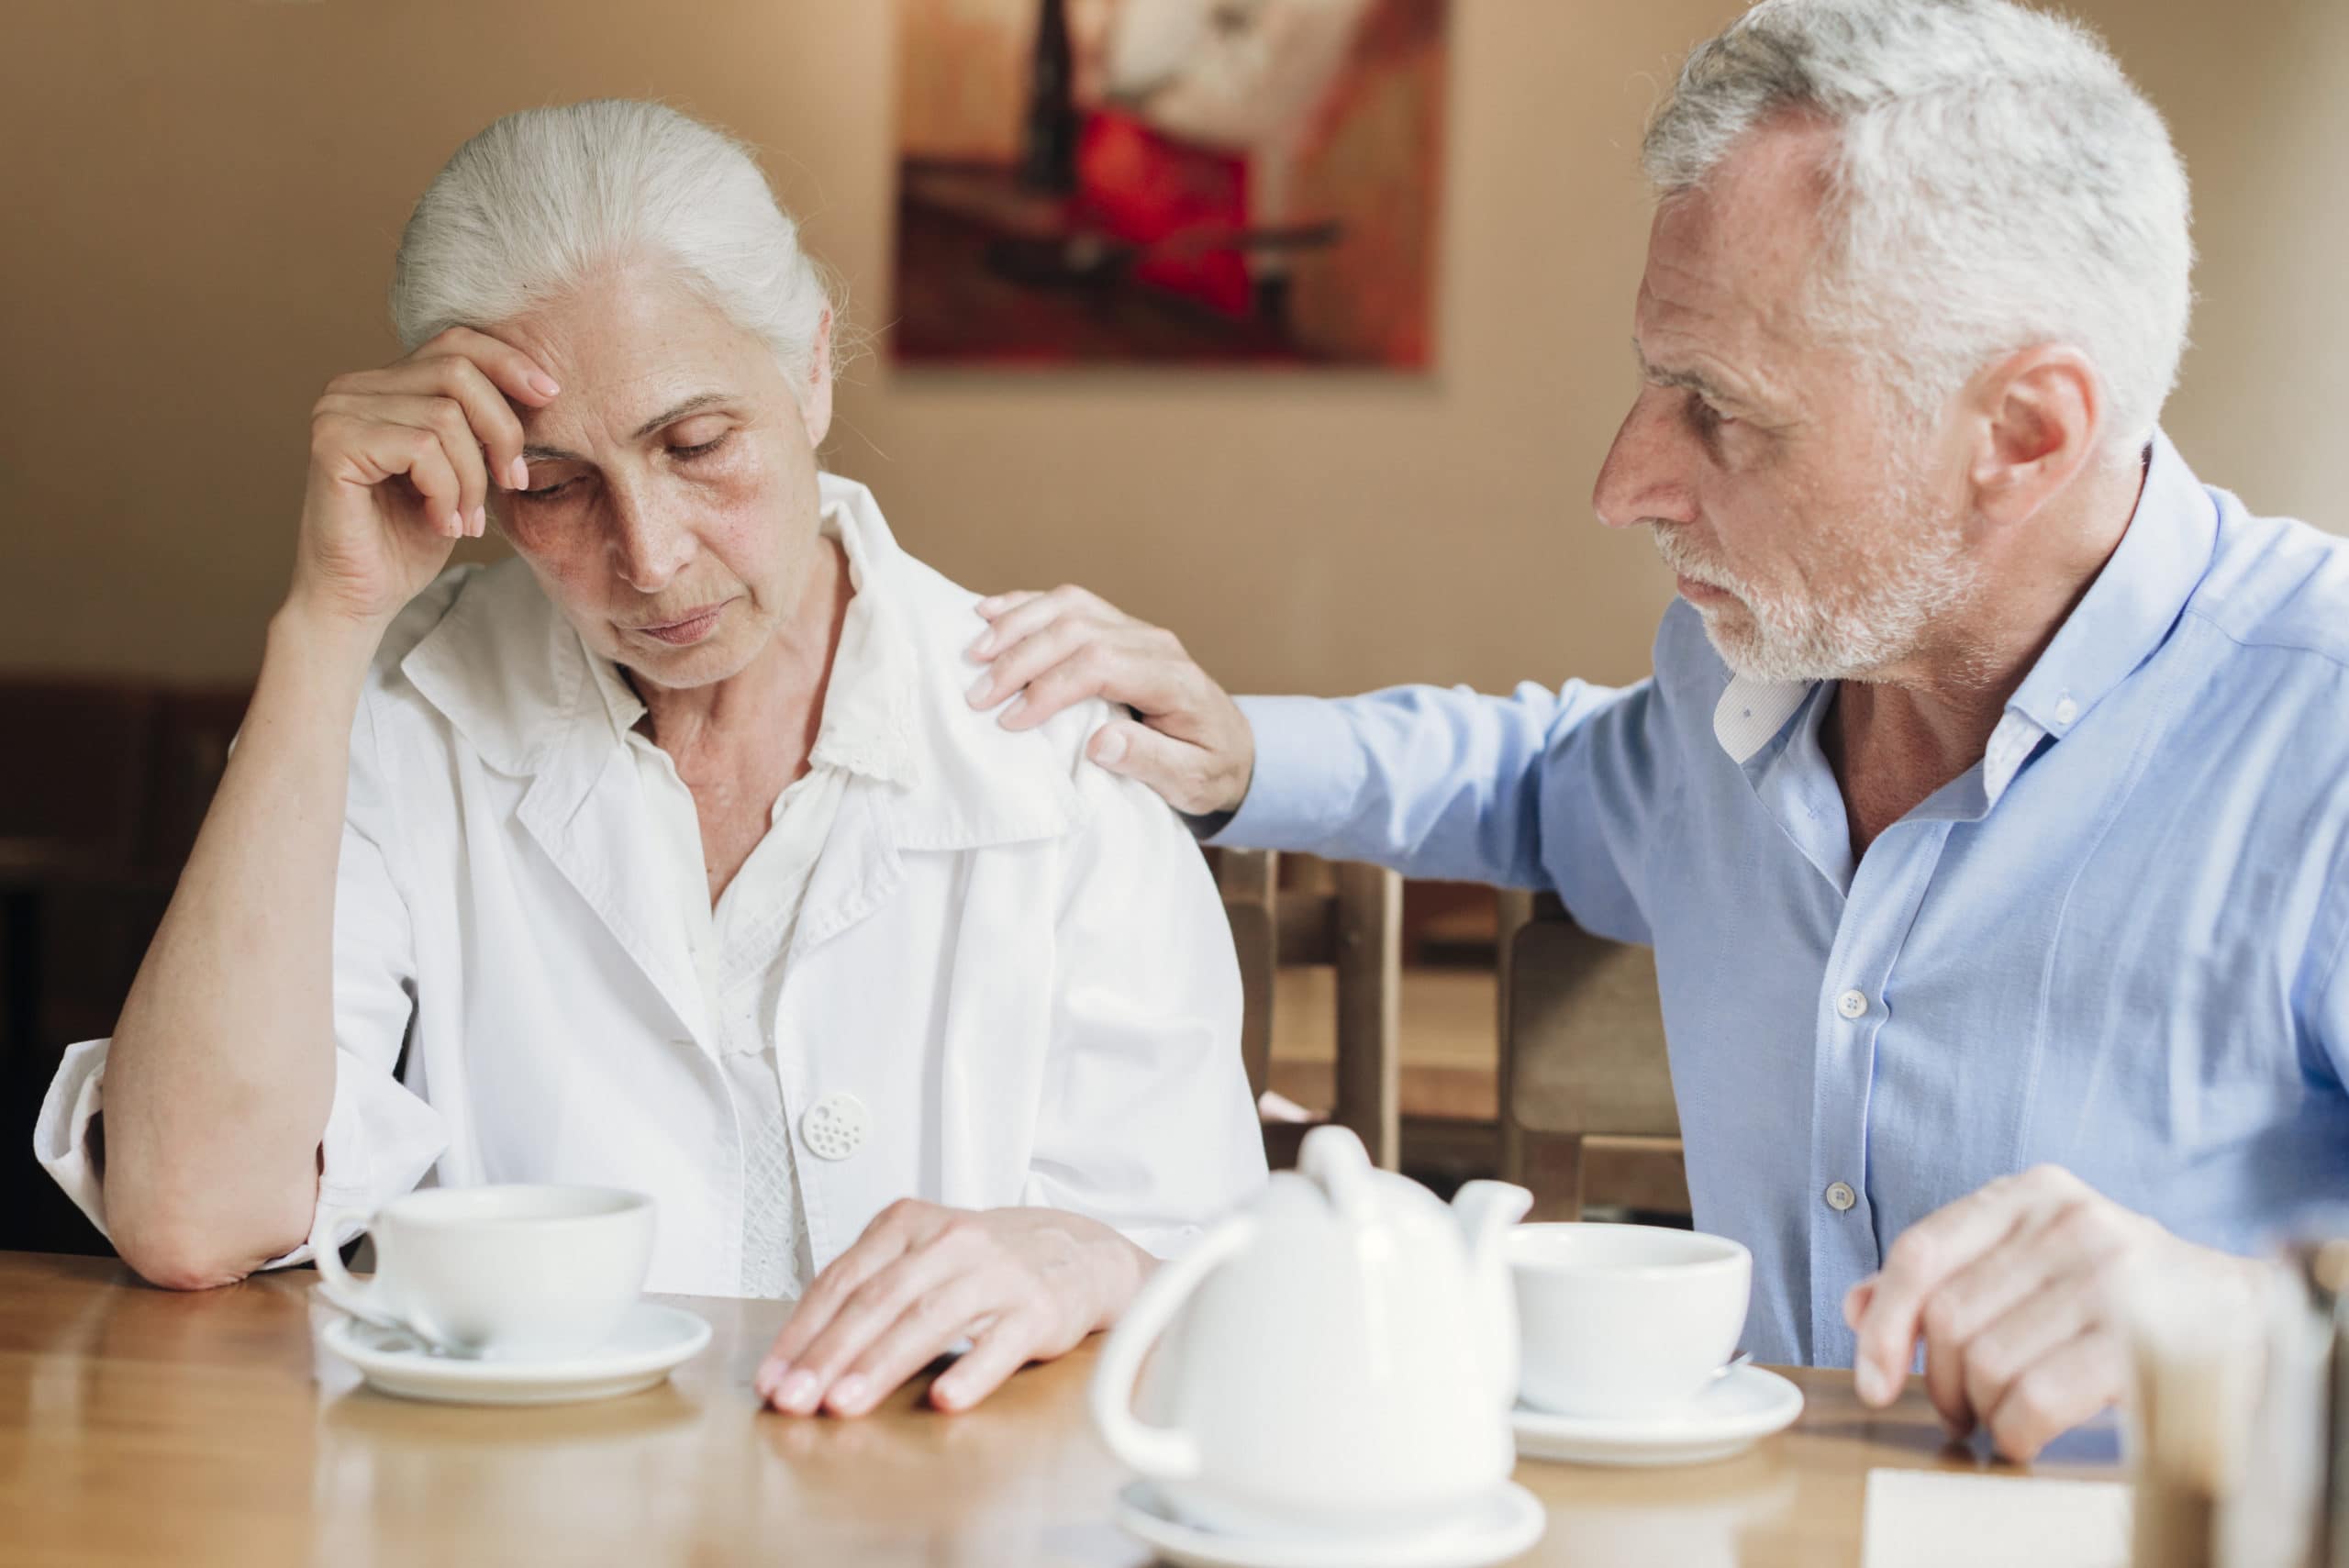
[1110,1480,1544,1568]
[1512,1364,1805,1467]
[321,1302,711,1406]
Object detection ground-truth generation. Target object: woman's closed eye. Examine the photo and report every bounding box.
[670,432,730,462]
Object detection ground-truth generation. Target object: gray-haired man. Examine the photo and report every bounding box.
[966,0,2349,1461]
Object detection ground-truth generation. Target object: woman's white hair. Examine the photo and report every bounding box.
[1644,0,2192,457]
[389,99,840,395]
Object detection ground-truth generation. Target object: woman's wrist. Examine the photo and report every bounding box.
[270,592,393,676]
[1089,1225,1158,1332]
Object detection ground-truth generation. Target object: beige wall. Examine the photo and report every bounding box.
[1,0,2341,692]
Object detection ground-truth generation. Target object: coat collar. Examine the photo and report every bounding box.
[396,472,1086,851]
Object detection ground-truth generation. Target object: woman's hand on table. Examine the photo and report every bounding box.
[755,1202,1155,1418]
[1842,1164,2266,1462]
[288,327,561,635]
[963,585,1255,818]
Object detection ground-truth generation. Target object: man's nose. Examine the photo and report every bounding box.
[1593,387,1699,532]
[607,482,696,595]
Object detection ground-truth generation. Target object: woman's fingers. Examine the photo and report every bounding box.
[316,394,496,537]
[824,1272,1009,1417]
[408,325,562,408]
[758,1211,924,1402]
[770,1226,986,1416]
[409,355,533,496]
[929,1309,1050,1412]
[332,424,468,539]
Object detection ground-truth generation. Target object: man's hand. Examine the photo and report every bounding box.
[963,586,1255,817]
[754,1202,1154,1418]
[1844,1164,2263,1462]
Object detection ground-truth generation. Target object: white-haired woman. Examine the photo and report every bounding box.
[33,100,1265,1417]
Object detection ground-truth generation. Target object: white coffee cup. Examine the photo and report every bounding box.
[1509,1222,1751,1418]
[313,1184,654,1362]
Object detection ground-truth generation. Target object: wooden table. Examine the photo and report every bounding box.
[0,1251,2122,1566]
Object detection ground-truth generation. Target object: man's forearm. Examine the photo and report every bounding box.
[1207,684,1616,888]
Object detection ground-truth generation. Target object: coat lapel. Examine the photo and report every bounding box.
[401,562,709,1048]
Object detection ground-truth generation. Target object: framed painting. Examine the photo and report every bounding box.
[893,0,1449,368]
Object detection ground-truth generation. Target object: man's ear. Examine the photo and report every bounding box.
[1964,344,2103,529]
[800,309,835,450]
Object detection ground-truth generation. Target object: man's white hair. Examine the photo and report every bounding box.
[389,100,841,395]
[1644,0,2192,457]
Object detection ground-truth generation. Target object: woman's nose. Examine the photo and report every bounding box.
[1593,388,1699,532]
[608,486,696,594]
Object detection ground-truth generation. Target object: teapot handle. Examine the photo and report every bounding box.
[1087,1214,1258,1482]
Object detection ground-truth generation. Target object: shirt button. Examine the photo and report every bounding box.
[1836,989,1869,1019]
[2054,695,2080,726]
[1825,1181,1857,1212]
[801,1093,871,1162]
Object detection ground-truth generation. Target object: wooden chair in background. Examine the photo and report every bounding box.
[1213,848,1404,1170]
[1497,892,1689,1222]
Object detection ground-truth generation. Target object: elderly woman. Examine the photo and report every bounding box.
[32,100,1264,1416]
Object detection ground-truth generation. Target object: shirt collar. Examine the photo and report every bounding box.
[1999,428,2216,744]
[1711,428,2219,777]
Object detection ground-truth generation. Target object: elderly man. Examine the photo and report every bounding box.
[965,0,2349,1461]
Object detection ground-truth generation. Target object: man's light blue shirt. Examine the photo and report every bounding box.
[1217,433,2349,1368]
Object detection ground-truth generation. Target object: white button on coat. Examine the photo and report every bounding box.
[1825,1181,1857,1212]
[2054,695,2081,726]
[1836,989,1869,1019]
[802,1093,872,1162]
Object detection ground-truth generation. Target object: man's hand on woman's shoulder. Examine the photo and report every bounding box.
[962,585,1255,818]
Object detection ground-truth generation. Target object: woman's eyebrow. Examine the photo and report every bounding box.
[629,392,731,439]
[520,393,736,462]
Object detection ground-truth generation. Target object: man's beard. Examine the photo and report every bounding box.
[1651,479,1977,685]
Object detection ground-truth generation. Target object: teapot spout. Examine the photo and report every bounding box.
[1453,1179,1533,1273]
[1452,1178,1532,1407]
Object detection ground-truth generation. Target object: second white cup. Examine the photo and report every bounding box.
[1509,1222,1751,1418]
[313,1184,654,1361]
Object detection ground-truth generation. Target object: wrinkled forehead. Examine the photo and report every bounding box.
[500,270,777,448]
[1636,118,1837,373]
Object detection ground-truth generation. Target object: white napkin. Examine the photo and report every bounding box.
[1862,1470,2132,1568]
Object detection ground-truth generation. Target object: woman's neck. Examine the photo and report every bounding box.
[633,537,851,790]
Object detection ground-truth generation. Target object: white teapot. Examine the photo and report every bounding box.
[1089,1125,1533,1540]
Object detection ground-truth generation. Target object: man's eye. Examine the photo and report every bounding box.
[672,432,730,461]
[518,477,574,501]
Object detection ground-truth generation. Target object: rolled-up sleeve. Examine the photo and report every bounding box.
[1021,752,1268,1259]
[30,696,448,1268]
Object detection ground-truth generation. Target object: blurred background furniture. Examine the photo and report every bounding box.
[0,676,248,1255]
[1215,848,1402,1169]
[1498,892,1687,1224]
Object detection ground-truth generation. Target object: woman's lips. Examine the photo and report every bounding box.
[631,604,728,645]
